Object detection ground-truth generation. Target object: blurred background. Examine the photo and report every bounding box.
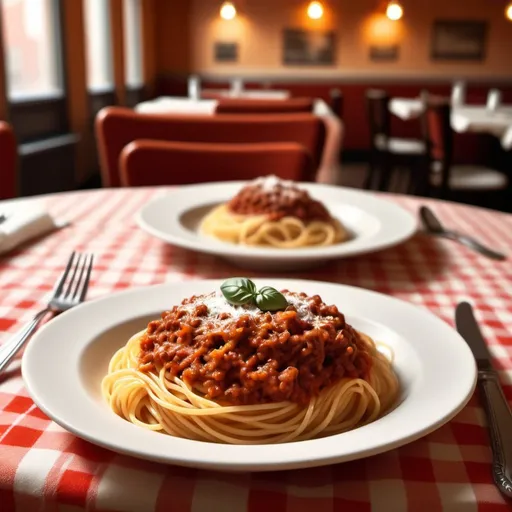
[0,0,511,211]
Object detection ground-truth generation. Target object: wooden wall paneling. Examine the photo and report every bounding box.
[141,0,157,98]
[110,0,126,106]
[0,7,9,122]
[61,0,89,185]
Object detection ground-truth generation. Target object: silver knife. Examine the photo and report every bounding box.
[455,302,512,499]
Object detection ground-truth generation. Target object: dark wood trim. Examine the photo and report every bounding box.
[19,133,79,156]
[18,134,78,196]
[110,0,126,106]
[0,7,9,120]
[125,86,146,108]
[10,97,69,143]
[164,71,512,86]
[61,0,88,184]
[89,89,117,123]
[141,0,157,97]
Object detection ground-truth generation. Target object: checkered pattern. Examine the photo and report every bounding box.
[1,188,511,511]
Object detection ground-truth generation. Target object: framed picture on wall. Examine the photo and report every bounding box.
[283,28,336,66]
[369,44,399,61]
[431,20,487,61]
[214,42,239,63]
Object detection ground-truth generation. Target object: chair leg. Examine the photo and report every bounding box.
[364,155,377,190]
[377,154,393,192]
[408,158,430,197]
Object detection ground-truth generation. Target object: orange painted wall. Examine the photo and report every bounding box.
[180,0,512,78]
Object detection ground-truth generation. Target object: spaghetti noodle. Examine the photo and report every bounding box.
[199,176,349,248]
[102,287,399,445]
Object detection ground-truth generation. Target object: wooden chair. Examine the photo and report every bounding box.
[329,88,343,119]
[119,141,315,187]
[0,122,17,199]
[364,89,425,191]
[420,96,508,201]
[214,97,314,114]
[95,107,326,187]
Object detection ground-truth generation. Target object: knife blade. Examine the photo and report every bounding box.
[455,302,494,372]
[455,301,512,499]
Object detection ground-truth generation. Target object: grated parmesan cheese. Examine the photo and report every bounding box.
[181,291,333,328]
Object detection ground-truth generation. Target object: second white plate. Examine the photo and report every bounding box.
[136,182,417,270]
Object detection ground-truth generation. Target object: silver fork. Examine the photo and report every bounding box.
[0,252,94,373]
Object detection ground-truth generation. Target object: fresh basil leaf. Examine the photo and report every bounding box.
[255,286,288,311]
[220,278,257,306]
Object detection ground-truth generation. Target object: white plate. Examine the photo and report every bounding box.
[136,182,417,270]
[22,279,476,472]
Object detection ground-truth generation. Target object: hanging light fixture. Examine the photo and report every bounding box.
[506,2,512,21]
[386,1,403,21]
[307,1,324,20]
[220,2,237,20]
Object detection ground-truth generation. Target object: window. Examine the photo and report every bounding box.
[123,0,143,89]
[1,0,63,100]
[84,0,113,92]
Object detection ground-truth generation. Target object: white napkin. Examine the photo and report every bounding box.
[0,207,60,255]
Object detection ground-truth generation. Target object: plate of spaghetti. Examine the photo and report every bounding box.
[23,278,476,471]
[136,177,416,270]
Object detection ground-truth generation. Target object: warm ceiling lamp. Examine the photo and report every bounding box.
[506,2,512,21]
[307,1,324,20]
[220,2,237,20]
[386,1,403,21]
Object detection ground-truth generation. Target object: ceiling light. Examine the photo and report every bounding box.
[386,1,403,21]
[220,2,236,21]
[307,1,324,20]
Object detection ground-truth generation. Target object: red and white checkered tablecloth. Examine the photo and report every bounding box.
[1,188,511,512]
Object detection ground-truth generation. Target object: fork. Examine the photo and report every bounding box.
[0,252,94,373]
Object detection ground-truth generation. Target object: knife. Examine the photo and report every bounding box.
[455,302,512,499]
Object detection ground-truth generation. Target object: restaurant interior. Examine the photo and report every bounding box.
[1,1,512,511]
[0,0,510,210]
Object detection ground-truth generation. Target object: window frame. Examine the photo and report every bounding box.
[2,0,68,143]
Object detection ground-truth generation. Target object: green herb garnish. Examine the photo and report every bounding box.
[220,278,288,312]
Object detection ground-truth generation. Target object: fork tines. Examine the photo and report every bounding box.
[54,252,94,302]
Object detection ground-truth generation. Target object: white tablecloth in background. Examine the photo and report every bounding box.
[201,89,290,100]
[389,98,512,150]
[135,97,343,185]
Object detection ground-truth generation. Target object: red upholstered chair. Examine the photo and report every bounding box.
[119,140,315,187]
[214,97,314,114]
[95,107,326,187]
[0,122,17,199]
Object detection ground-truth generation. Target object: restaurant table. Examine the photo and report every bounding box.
[200,89,291,100]
[135,97,343,186]
[1,188,512,511]
[389,98,512,151]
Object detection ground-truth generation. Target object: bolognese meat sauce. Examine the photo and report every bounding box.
[138,291,372,406]
[227,175,333,223]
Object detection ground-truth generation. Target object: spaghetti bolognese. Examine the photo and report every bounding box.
[199,176,348,248]
[102,278,399,444]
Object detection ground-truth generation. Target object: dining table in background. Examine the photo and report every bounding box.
[200,88,291,100]
[389,98,512,151]
[134,96,343,186]
[0,187,511,511]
